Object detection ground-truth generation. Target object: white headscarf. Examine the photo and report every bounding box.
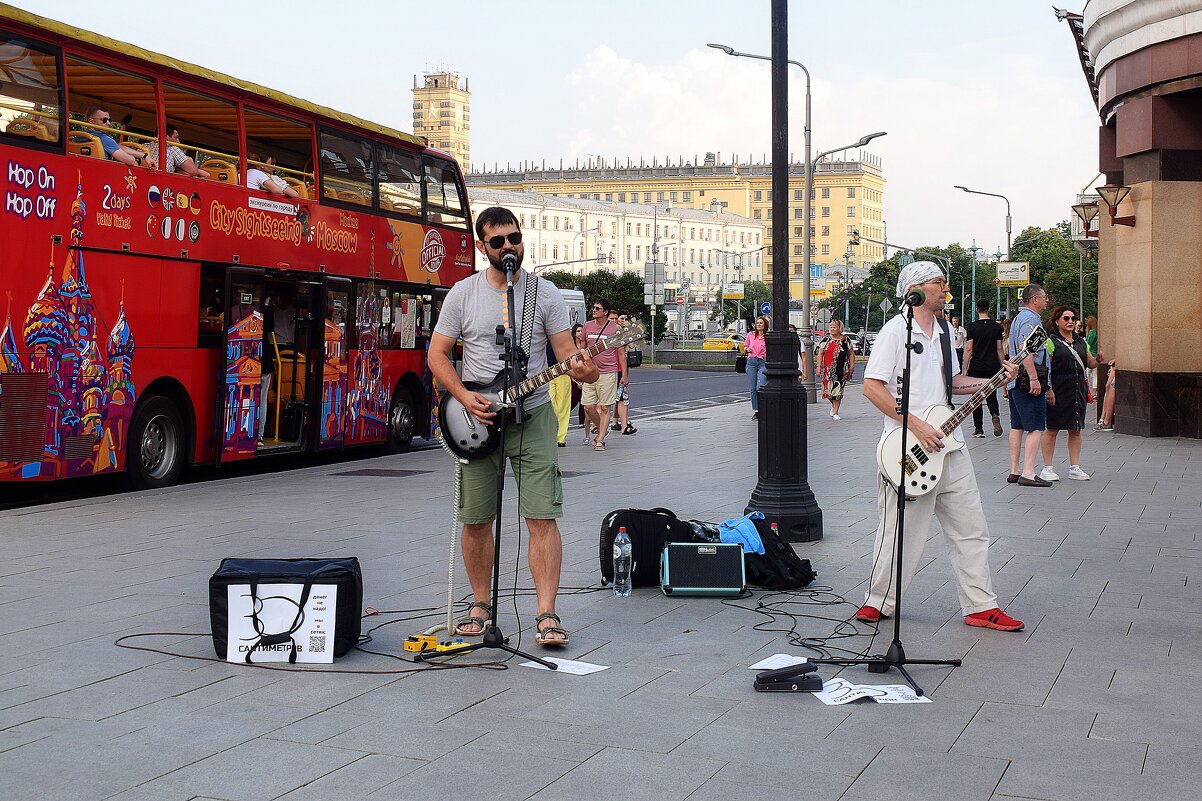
[895,260,946,299]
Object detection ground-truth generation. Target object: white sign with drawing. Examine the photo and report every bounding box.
[226,583,337,663]
[396,298,416,349]
[812,677,931,704]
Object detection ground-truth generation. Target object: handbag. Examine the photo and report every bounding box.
[735,354,747,373]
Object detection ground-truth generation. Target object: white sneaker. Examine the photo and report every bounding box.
[1067,465,1090,481]
[829,408,835,417]
[1039,466,1060,482]
[832,414,841,421]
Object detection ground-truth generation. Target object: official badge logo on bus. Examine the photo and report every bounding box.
[420,228,446,274]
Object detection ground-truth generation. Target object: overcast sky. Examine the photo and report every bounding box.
[16,0,1100,251]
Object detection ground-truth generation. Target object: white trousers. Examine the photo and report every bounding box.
[865,447,998,617]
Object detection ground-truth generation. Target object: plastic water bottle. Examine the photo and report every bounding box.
[612,527,632,597]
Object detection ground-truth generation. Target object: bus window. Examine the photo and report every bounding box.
[378,145,422,217]
[245,107,314,199]
[198,266,225,346]
[65,56,156,166]
[163,84,240,184]
[319,129,373,207]
[0,34,62,147]
[423,155,467,229]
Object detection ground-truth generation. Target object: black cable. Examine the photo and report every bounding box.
[113,632,509,673]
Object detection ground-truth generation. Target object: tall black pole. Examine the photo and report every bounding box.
[745,0,823,542]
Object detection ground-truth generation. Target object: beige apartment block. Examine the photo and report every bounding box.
[467,151,885,298]
[412,71,470,169]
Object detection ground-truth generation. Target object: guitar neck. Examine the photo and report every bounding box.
[509,338,619,399]
[940,345,1034,434]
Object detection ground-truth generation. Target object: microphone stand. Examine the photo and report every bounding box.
[807,300,961,696]
[419,263,556,669]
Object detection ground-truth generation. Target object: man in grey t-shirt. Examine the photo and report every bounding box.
[429,206,597,648]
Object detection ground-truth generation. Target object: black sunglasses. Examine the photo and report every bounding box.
[486,231,522,249]
[592,305,605,311]
[1062,314,1076,321]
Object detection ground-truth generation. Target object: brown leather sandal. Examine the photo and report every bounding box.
[534,612,569,647]
[454,601,492,637]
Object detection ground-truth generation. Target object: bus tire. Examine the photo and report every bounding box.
[127,395,185,489]
[385,386,416,454]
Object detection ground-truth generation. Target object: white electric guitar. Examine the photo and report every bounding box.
[877,327,1047,495]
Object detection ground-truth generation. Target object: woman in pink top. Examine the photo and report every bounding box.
[745,316,769,419]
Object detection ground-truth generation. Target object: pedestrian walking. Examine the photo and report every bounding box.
[951,315,967,368]
[616,312,636,435]
[1097,359,1117,431]
[962,298,1005,437]
[745,316,769,420]
[820,319,854,420]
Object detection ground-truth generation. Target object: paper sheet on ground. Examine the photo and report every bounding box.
[812,677,932,704]
[521,657,610,675]
[748,653,809,670]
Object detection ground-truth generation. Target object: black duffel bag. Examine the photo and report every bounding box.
[599,507,697,586]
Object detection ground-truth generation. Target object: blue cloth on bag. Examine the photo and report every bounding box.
[718,512,765,554]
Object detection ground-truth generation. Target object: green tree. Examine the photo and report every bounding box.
[539,269,668,344]
[718,280,770,328]
[1010,223,1098,318]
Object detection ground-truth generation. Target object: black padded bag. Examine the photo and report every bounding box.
[743,519,817,590]
[599,507,697,586]
[209,557,363,661]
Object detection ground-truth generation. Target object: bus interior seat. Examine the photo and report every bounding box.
[6,119,49,140]
[270,353,307,405]
[200,159,239,184]
[67,131,104,159]
[281,176,308,198]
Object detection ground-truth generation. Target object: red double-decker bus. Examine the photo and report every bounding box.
[0,5,474,488]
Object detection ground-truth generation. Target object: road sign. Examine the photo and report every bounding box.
[644,292,664,305]
[760,301,771,315]
[676,297,685,306]
[681,278,691,291]
[643,261,666,283]
[879,298,893,313]
[723,283,745,299]
[810,264,823,279]
[997,261,1030,287]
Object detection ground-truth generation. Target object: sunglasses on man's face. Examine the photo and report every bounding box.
[486,231,522,249]
[592,305,605,311]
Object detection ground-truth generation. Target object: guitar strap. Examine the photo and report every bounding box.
[519,271,538,359]
[936,316,954,408]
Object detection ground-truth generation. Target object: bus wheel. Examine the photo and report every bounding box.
[127,396,185,489]
[386,387,416,453]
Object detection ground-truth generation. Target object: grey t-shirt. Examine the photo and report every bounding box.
[434,269,570,408]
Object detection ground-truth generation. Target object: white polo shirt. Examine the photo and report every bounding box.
[864,312,960,441]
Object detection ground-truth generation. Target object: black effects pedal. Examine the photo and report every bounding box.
[753,662,823,693]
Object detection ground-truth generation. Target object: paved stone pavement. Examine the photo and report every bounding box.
[3,389,1201,801]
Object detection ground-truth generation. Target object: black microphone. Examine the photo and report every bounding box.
[903,288,926,307]
[500,252,518,284]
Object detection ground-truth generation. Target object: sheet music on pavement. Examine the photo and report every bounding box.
[813,677,932,705]
[748,653,809,670]
[520,657,610,675]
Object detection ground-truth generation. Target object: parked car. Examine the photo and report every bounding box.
[702,332,746,352]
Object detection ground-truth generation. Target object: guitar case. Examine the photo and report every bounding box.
[599,507,697,586]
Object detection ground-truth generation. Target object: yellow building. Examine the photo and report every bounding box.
[412,71,470,168]
[466,151,885,298]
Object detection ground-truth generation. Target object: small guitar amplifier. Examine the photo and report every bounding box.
[659,542,746,597]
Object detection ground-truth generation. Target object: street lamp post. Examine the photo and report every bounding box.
[954,185,1012,316]
[708,3,822,542]
[709,41,884,394]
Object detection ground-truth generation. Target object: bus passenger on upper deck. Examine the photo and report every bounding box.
[85,106,146,167]
[247,153,300,198]
[147,126,210,179]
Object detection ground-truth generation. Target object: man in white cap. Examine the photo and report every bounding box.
[855,262,1025,631]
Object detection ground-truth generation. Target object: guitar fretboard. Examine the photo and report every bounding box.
[502,327,645,401]
[939,343,1037,434]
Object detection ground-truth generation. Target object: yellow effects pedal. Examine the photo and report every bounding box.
[403,634,439,653]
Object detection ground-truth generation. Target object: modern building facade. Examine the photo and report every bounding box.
[1064,1,1202,436]
[466,187,762,289]
[466,151,885,299]
[412,71,470,169]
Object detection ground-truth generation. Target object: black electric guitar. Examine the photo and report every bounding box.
[440,322,646,460]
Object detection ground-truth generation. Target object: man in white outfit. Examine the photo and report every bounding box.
[855,261,1025,631]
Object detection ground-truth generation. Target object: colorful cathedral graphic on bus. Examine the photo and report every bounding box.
[0,179,136,480]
